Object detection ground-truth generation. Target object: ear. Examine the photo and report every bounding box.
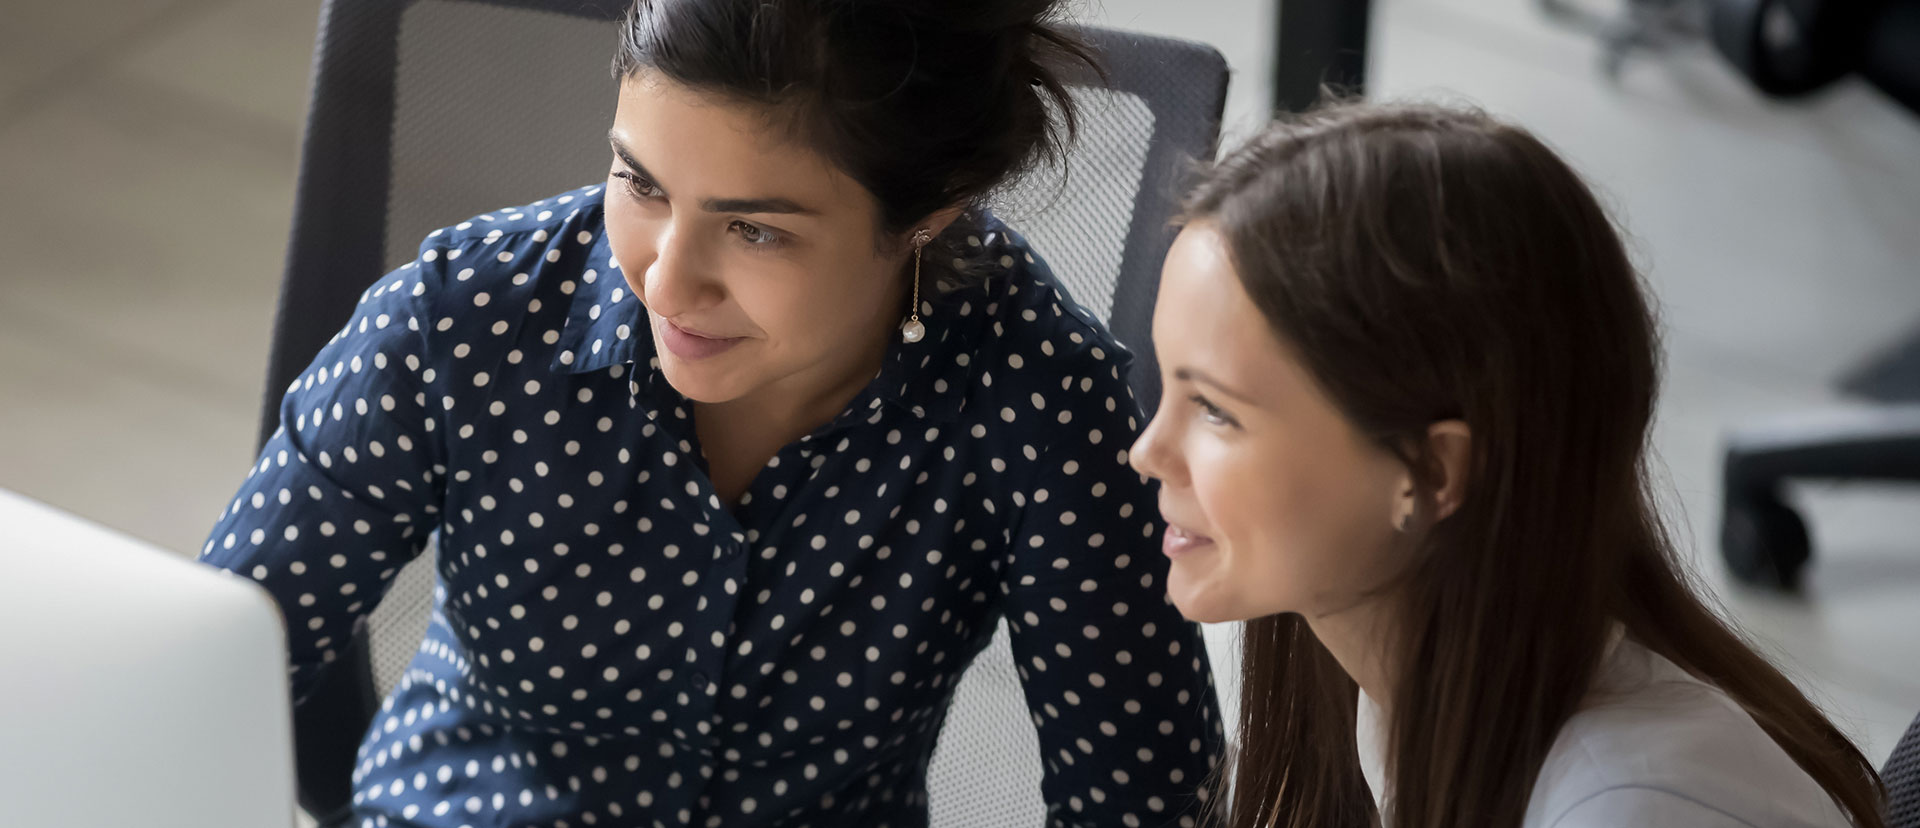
[1424,420,1472,522]
[906,205,968,248]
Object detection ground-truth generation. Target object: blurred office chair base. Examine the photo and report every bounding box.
[1708,0,1920,590]
[1537,0,1709,78]
[1718,409,1920,589]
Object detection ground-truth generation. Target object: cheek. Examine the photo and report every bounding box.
[736,267,837,343]
[1166,435,1291,621]
[758,253,892,339]
[1182,436,1263,542]
[1195,432,1393,610]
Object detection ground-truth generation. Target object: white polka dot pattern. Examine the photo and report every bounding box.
[200,185,1223,827]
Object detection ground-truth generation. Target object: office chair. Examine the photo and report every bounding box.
[1889,710,1920,827]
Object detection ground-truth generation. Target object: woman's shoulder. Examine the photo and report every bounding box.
[1525,641,1852,828]
[920,214,1152,467]
[956,214,1143,395]
[417,184,608,249]
[386,185,617,364]
[404,184,610,298]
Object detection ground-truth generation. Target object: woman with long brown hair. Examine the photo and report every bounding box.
[1129,101,1886,828]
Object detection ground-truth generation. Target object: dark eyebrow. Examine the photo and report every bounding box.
[699,196,816,216]
[608,130,818,217]
[608,132,661,193]
[1173,367,1258,405]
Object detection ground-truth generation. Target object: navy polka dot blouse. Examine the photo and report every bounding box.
[200,185,1224,828]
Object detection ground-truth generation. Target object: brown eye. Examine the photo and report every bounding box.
[729,220,785,249]
[612,171,662,200]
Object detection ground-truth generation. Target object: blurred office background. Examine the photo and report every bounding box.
[3,0,1917,776]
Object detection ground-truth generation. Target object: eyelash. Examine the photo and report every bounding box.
[612,170,788,251]
[1189,394,1240,428]
[728,220,786,249]
[612,170,662,200]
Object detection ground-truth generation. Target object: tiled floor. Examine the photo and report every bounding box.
[3,0,1916,812]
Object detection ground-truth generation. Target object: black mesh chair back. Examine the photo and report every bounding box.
[261,0,1226,820]
[1890,710,1920,828]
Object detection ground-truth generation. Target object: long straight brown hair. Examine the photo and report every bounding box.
[1183,102,1885,828]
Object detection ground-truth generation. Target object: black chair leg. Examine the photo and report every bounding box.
[312,805,358,828]
[292,625,381,819]
[1718,408,1920,590]
[1720,484,1812,589]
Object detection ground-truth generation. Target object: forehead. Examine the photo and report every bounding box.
[611,73,866,210]
[1156,224,1296,398]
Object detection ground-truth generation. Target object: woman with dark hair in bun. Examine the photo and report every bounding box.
[199,1,1225,826]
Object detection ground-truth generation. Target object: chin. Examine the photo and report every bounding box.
[1172,603,1245,625]
[1165,566,1240,624]
[654,353,750,405]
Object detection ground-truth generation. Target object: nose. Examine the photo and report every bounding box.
[641,220,723,319]
[1129,405,1178,486]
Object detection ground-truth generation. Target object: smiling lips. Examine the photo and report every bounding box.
[658,317,745,361]
[1162,523,1215,559]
